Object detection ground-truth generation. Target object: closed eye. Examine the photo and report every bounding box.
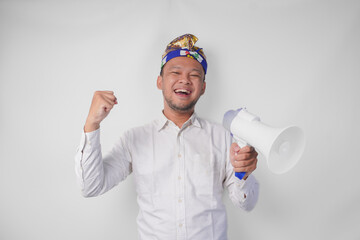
[190,74,201,79]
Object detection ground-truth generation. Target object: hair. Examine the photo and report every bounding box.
[160,67,164,77]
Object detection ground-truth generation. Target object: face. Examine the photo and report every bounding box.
[157,57,206,114]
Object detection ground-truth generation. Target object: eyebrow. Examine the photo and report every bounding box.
[190,69,202,75]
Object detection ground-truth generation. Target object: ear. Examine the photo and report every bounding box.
[157,75,162,90]
[201,80,206,95]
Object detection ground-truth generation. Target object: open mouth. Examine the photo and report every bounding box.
[174,89,191,96]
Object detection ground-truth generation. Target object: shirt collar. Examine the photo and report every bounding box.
[156,111,202,131]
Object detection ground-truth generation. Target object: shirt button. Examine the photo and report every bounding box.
[178,176,181,180]
[179,223,183,227]
[178,153,181,158]
[178,199,182,203]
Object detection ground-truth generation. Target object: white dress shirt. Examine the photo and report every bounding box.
[75,113,259,240]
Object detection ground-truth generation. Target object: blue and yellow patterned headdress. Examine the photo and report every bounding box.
[161,34,207,74]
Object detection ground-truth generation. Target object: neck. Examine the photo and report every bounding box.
[162,107,194,128]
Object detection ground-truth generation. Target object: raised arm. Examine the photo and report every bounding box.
[74,91,132,197]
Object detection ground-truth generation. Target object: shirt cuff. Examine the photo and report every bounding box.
[78,128,101,153]
[233,174,257,200]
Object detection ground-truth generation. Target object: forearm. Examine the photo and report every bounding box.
[84,122,100,133]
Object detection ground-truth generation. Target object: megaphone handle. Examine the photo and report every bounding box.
[234,137,250,180]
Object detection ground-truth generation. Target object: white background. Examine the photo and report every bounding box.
[1,0,359,239]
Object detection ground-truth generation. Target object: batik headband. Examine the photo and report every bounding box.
[161,34,208,74]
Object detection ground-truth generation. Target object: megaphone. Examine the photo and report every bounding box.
[223,108,305,180]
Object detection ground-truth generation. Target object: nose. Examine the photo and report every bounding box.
[178,73,191,85]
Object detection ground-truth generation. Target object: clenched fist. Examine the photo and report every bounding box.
[230,143,258,180]
[84,91,118,132]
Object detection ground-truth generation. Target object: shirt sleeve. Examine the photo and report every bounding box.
[74,128,132,197]
[225,173,259,211]
[223,133,259,211]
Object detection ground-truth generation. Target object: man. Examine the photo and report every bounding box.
[75,34,259,239]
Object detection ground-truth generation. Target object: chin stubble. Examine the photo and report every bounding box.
[164,95,199,113]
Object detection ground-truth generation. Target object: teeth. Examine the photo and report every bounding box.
[175,89,190,94]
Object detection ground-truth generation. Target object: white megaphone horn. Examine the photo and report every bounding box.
[223,108,305,180]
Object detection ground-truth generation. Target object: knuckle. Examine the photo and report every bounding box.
[231,143,238,150]
[235,161,242,168]
[233,160,241,168]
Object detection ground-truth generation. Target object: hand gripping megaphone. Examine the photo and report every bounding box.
[223,108,305,180]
